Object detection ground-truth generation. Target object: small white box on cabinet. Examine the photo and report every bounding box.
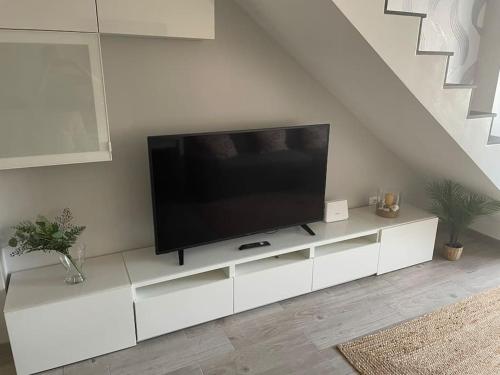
[324,200,349,222]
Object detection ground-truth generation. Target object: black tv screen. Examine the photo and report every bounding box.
[148,124,329,255]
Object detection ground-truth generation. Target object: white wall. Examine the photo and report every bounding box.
[386,0,500,240]
[491,77,500,137]
[387,0,487,84]
[471,215,500,240]
[0,261,7,343]
[469,0,500,239]
[472,0,500,136]
[0,2,420,280]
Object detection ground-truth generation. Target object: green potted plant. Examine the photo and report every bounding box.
[426,180,500,260]
[8,208,87,284]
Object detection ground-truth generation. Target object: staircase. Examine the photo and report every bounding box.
[333,0,500,188]
[237,0,500,197]
[383,1,498,144]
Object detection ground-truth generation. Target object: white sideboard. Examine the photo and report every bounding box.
[4,254,136,375]
[4,204,438,374]
[123,204,438,341]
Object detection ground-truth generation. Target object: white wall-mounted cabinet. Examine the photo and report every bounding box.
[0,30,111,170]
[0,0,98,32]
[96,0,215,39]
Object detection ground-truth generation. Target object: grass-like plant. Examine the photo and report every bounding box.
[8,208,86,274]
[426,180,500,248]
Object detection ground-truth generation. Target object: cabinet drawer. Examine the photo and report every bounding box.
[378,218,438,275]
[234,253,313,313]
[313,242,380,290]
[135,271,233,341]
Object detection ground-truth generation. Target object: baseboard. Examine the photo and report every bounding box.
[467,228,500,244]
[0,290,8,344]
[470,214,500,241]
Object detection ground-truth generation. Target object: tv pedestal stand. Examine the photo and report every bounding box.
[301,224,316,236]
[178,249,184,266]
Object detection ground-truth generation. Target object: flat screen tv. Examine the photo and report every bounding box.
[148,124,329,264]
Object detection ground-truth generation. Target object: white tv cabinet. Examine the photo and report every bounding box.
[4,254,136,375]
[4,204,437,374]
[123,204,438,341]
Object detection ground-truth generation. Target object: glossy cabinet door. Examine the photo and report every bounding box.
[0,0,98,32]
[96,0,215,39]
[378,218,438,275]
[0,30,111,170]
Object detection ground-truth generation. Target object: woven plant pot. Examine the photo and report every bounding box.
[376,208,400,218]
[444,244,463,261]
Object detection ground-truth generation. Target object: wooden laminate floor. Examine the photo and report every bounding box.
[1,230,499,375]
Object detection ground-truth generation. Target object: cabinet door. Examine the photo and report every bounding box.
[378,218,438,275]
[0,30,111,170]
[6,288,135,375]
[0,0,97,32]
[96,0,215,39]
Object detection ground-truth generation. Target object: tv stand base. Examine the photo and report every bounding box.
[178,249,184,266]
[301,224,316,236]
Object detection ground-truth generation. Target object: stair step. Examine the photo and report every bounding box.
[488,136,500,145]
[384,10,427,18]
[443,83,476,89]
[468,110,497,119]
[416,50,454,56]
[489,136,500,145]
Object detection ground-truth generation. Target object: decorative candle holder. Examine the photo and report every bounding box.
[376,190,401,218]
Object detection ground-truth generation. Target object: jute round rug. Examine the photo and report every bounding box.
[337,286,500,375]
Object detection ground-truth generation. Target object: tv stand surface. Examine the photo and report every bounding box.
[179,225,314,265]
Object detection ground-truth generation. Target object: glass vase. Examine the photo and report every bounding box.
[59,244,86,284]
